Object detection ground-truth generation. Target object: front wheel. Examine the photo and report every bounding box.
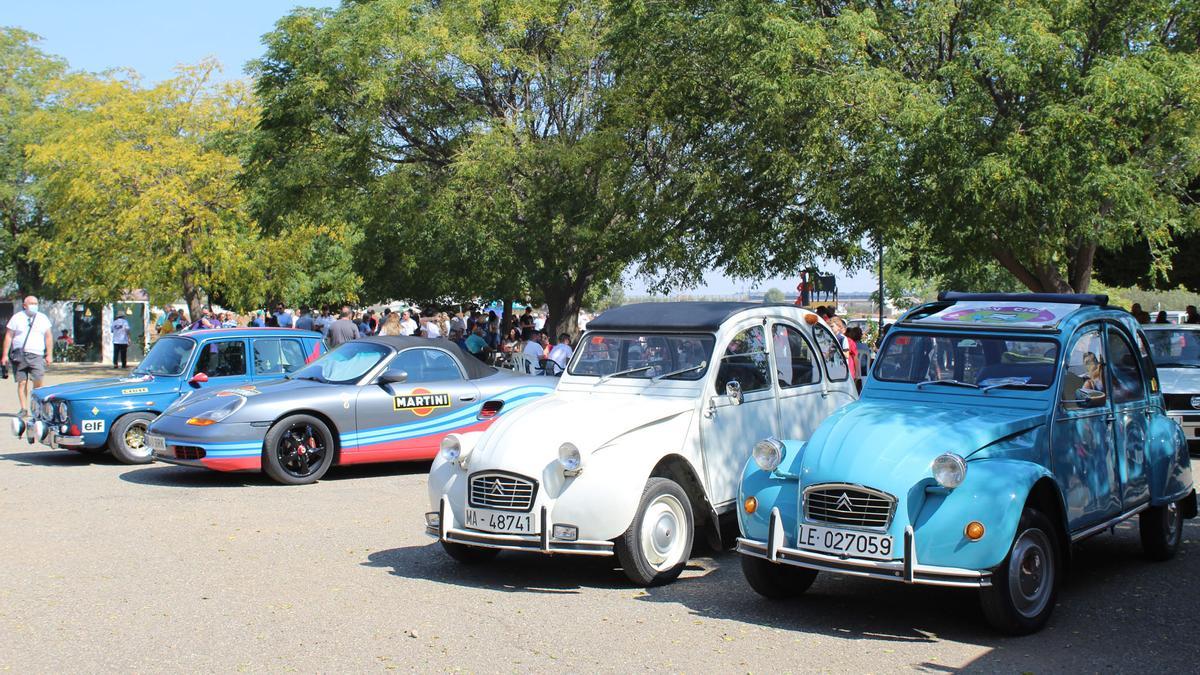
[741,554,817,599]
[614,477,694,586]
[979,508,1060,635]
[1139,500,1183,561]
[107,412,158,464]
[441,541,501,564]
[262,414,335,485]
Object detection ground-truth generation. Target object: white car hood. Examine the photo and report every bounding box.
[468,392,695,475]
[1157,367,1200,394]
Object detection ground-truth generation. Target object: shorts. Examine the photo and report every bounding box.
[11,350,46,383]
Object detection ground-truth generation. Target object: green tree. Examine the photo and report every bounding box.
[251,0,653,335]
[762,287,786,304]
[0,27,64,293]
[611,1,1200,293]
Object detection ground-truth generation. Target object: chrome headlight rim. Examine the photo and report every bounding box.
[753,436,786,472]
[440,434,464,463]
[932,452,968,489]
[558,442,583,477]
[57,401,69,421]
[41,401,54,420]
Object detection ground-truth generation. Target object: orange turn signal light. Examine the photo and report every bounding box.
[744,497,758,514]
[804,313,819,325]
[186,417,217,426]
[964,521,986,541]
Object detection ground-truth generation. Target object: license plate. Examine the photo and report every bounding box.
[146,434,167,452]
[464,507,536,535]
[795,524,894,561]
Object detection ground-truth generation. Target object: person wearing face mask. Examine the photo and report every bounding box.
[1,296,54,417]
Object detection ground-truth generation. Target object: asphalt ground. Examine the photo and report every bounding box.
[1,365,1198,672]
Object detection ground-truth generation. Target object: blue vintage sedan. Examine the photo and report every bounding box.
[737,292,1196,634]
[13,328,324,464]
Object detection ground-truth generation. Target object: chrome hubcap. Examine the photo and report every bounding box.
[125,422,148,455]
[1007,528,1054,619]
[639,494,687,571]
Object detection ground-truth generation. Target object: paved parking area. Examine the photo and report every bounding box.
[1,366,1198,672]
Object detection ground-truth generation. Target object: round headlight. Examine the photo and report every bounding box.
[932,453,967,489]
[753,437,785,472]
[558,442,582,476]
[440,434,462,462]
[57,401,69,421]
[42,401,54,419]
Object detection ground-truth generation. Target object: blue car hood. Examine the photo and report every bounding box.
[797,400,1045,493]
[36,374,179,402]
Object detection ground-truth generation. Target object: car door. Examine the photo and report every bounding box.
[700,323,779,506]
[351,347,480,463]
[1105,324,1151,509]
[250,337,308,381]
[771,322,828,440]
[190,338,249,389]
[810,323,856,409]
[1052,324,1122,529]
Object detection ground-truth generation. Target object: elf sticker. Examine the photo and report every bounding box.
[393,388,450,417]
[81,420,105,434]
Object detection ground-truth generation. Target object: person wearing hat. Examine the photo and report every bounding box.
[111,312,131,368]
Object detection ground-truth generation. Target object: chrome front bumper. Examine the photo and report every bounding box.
[9,416,84,448]
[1167,411,1200,439]
[425,496,613,556]
[736,507,992,589]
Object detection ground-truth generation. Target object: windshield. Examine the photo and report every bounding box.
[133,337,195,376]
[568,333,715,380]
[287,342,391,384]
[876,332,1059,390]
[1145,330,1200,368]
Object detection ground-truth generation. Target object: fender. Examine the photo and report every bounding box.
[737,440,805,542]
[1146,416,1194,506]
[914,458,1057,570]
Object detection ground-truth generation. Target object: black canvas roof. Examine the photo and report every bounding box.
[938,291,1109,306]
[361,336,497,380]
[586,302,772,332]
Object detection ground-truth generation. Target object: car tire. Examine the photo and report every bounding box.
[1139,500,1184,561]
[107,412,158,465]
[262,414,335,485]
[614,477,694,587]
[980,508,1060,635]
[441,541,501,564]
[740,554,817,599]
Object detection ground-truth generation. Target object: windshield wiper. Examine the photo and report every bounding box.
[916,378,980,390]
[981,382,1047,394]
[597,365,654,384]
[651,361,707,382]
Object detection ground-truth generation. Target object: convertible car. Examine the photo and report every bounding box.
[146,336,554,484]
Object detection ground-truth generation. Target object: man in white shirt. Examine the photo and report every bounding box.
[111,313,131,368]
[1,296,54,417]
[533,313,546,331]
[399,310,418,336]
[548,333,574,373]
[421,315,442,338]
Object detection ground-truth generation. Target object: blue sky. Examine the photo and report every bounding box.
[4,0,877,296]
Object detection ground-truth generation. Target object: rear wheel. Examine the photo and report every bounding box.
[1139,500,1184,561]
[741,554,817,599]
[107,412,157,464]
[441,541,501,564]
[262,414,335,485]
[980,508,1060,635]
[614,477,694,586]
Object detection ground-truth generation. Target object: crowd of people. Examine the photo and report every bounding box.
[154,303,575,374]
[1129,303,1200,325]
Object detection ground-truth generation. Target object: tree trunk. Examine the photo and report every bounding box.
[182,271,203,321]
[543,277,591,340]
[992,246,1092,294]
[503,297,514,331]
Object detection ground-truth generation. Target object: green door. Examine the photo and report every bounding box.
[112,302,147,362]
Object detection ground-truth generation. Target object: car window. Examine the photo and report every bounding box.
[875,333,1058,388]
[813,325,849,381]
[133,336,193,376]
[290,341,390,384]
[1107,328,1145,405]
[254,339,307,376]
[193,340,247,378]
[388,349,463,383]
[715,326,770,393]
[773,324,820,388]
[1061,327,1106,410]
[568,333,713,380]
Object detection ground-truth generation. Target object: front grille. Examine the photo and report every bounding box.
[174,446,206,460]
[468,472,537,512]
[804,484,896,530]
[1164,393,1200,411]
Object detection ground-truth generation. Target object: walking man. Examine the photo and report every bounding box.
[327,306,360,348]
[1,296,54,417]
[111,312,130,368]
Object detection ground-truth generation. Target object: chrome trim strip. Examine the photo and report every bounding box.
[736,537,992,589]
[1070,503,1150,542]
[440,527,613,556]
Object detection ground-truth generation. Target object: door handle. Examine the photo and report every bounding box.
[703,397,717,419]
[459,395,477,402]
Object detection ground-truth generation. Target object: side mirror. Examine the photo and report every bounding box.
[1075,388,1107,408]
[189,372,209,387]
[726,380,743,406]
[379,370,408,385]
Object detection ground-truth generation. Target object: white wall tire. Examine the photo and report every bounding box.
[614,477,694,586]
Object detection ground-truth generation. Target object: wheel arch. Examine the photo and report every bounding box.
[649,453,720,549]
[270,408,343,463]
[1024,477,1071,563]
